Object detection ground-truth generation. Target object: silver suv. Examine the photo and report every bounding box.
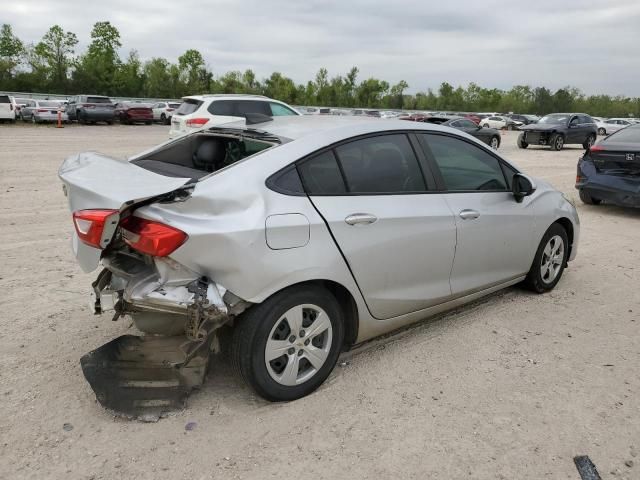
[66,95,115,124]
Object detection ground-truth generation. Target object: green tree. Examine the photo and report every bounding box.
[33,25,78,91]
[75,21,122,95]
[178,49,210,94]
[116,50,144,97]
[0,24,24,85]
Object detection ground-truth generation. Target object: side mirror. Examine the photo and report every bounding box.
[512,173,536,202]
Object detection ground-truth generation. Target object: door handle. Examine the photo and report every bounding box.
[345,213,378,226]
[459,209,480,220]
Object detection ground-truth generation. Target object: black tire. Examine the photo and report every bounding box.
[579,189,602,205]
[106,121,113,125]
[160,113,167,124]
[77,111,85,124]
[517,133,528,149]
[524,223,569,293]
[507,124,514,131]
[232,285,344,401]
[597,127,606,135]
[550,133,564,151]
[490,136,500,149]
[483,123,490,128]
[145,121,152,125]
[583,134,596,150]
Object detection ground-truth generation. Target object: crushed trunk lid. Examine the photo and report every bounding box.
[59,152,192,272]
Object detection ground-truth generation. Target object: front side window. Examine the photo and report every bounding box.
[270,102,297,116]
[457,119,477,128]
[421,134,508,192]
[335,134,426,194]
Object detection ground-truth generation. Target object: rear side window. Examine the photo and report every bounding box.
[0,95,10,103]
[298,151,347,195]
[335,134,426,193]
[87,96,111,104]
[270,102,297,116]
[235,100,271,116]
[176,99,203,115]
[421,134,508,191]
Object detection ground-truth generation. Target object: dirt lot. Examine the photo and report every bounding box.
[0,123,638,480]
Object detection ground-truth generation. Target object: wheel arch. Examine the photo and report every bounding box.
[553,217,574,260]
[245,279,360,349]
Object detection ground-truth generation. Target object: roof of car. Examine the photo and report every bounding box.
[183,94,270,101]
[216,114,459,141]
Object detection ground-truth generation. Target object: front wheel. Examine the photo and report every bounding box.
[517,133,528,149]
[583,134,596,150]
[232,285,344,401]
[160,113,167,124]
[597,127,606,135]
[490,136,500,149]
[483,123,490,128]
[524,224,569,293]
[550,134,564,151]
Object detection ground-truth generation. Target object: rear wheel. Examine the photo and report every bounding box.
[579,189,602,205]
[490,136,500,149]
[160,113,167,124]
[517,133,528,149]
[583,134,596,150]
[525,223,569,293]
[483,123,490,128]
[232,285,344,401]
[550,134,564,151]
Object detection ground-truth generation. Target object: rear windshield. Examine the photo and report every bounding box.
[603,125,640,143]
[39,101,60,107]
[176,99,202,115]
[168,103,181,108]
[87,96,111,104]
[0,95,10,103]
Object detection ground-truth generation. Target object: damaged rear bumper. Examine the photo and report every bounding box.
[576,160,640,208]
[83,250,250,417]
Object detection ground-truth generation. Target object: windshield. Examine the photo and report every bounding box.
[176,99,202,116]
[87,96,111,104]
[538,114,569,125]
[39,101,60,107]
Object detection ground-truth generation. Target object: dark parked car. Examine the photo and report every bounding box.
[518,113,597,151]
[507,114,539,125]
[114,102,153,125]
[576,124,640,208]
[423,117,502,149]
[66,95,115,124]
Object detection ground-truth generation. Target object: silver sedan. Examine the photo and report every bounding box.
[59,116,579,413]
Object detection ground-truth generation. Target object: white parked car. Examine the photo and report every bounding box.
[152,101,181,125]
[21,99,68,123]
[169,94,300,138]
[482,115,523,130]
[597,118,633,136]
[0,94,16,122]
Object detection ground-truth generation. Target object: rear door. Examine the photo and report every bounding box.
[0,95,13,119]
[298,133,457,320]
[418,133,535,295]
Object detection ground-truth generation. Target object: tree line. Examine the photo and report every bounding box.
[1,21,639,117]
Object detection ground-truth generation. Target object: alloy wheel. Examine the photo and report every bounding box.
[264,304,333,386]
[540,235,564,284]
[490,137,499,149]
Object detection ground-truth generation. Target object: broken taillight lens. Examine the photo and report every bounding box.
[73,209,119,249]
[119,216,187,257]
[185,118,209,127]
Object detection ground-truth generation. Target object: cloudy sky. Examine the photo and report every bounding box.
[6,0,640,96]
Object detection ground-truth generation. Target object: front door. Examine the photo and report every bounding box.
[297,133,457,320]
[418,132,535,295]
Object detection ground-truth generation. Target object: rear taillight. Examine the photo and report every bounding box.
[185,118,209,127]
[119,216,187,257]
[82,103,95,109]
[166,108,174,112]
[73,209,119,249]
[589,145,603,152]
[36,109,48,112]
[10,104,13,111]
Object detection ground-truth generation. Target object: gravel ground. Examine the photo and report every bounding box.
[0,123,638,480]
